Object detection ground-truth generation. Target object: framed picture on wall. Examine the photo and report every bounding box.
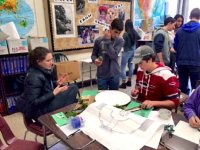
[52,3,76,38]
[134,0,166,32]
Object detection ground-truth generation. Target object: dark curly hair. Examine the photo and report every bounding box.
[29,47,52,67]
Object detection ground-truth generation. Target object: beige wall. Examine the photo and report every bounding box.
[34,0,47,37]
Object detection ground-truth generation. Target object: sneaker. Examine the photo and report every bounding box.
[126,81,132,86]
[119,83,126,89]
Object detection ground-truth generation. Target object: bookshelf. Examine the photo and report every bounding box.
[0,53,28,114]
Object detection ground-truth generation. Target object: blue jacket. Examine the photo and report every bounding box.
[183,86,200,120]
[174,21,200,66]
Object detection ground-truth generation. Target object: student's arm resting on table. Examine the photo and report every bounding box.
[183,87,200,128]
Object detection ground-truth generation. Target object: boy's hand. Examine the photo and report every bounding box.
[131,89,139,97]
[189,116,200,128]
[104,30,111,40]
[95,58,102,66]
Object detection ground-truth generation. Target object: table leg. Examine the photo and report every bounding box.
[43,125,47,150]
[82,62,84,88]
[90,64,92,88]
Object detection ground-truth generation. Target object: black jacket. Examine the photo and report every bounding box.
[18,66,55,118]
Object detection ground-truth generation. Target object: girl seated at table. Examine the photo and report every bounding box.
[17,47,78,119]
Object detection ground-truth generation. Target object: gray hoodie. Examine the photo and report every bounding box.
[91,36,124,78]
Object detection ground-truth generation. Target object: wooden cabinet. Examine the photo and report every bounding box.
[0,53,28,114]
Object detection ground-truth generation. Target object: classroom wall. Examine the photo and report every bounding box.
[34,0,47,37]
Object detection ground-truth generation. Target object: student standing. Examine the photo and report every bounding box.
[153,17,176,66]
[91,18,124,90]
[174,8,200,94]
[119,19,140,89]
[169,14,184,73]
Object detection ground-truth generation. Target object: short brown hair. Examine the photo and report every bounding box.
[190,8,200,20]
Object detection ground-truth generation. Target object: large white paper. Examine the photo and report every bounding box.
[79,103,163,150]
[59,124,79,137]
[173,120,200,144]
[145,111,174,149]
[0,22,20,39]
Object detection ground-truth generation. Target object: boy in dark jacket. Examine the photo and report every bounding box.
[91,18,124,90]
[174,8,200,94]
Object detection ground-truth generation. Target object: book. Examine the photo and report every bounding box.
[52,112,69,126]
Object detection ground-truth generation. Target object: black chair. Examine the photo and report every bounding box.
[53,52,69,62]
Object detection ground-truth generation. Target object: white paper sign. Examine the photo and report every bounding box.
[88,0,98,3]
[54,0,74,3]
[79,14,92,24]
[114,4,124,9]
[94,19,110,31]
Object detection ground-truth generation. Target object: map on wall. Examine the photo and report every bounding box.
[0,0,36,37]
[134,0,166,32]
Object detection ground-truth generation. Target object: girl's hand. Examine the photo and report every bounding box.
[57,74,67,85]
[95,58,102,66]
[53,85,69,96]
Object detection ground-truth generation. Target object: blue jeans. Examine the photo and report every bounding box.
[97,75,120,90]
[177,65,200,94]
[121,51,135,80]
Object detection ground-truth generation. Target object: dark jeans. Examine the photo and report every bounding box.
[169,52,176,73]
[177,65,200,94]
[36,84,78,119]
[97,75,120,90]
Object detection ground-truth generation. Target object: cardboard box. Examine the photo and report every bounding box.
[7,39,28,54]
[28,37,49,50]
[0,40,8,55]
[54,61,80,83]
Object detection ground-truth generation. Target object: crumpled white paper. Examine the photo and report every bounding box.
[0,22,20,39]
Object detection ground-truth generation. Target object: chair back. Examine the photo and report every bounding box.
[23,114,52,136]
[53,52,69,62]
[0,115,16,145]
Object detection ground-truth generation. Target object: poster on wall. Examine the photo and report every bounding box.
[134,0,166,32]
[77,25,99,46]
[0,0,37,37]
[98,4,125,25]
[52,3,75,38]
[76,0,86,14]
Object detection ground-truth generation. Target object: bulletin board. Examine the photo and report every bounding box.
[48,0,131,51]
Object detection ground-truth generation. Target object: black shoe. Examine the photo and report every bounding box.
[119,83,126,89]
[126,81,132,86]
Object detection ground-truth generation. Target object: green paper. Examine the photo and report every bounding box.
[133,108,153,118]
[125,101,141,110]
[52,112,69,126]
[81,90,99,97]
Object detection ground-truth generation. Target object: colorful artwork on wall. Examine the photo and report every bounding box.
[134,0,166,32]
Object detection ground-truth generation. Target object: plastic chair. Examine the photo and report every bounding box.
[53,52,69,63]
[23,114,52,148]
[0,115,43,150]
